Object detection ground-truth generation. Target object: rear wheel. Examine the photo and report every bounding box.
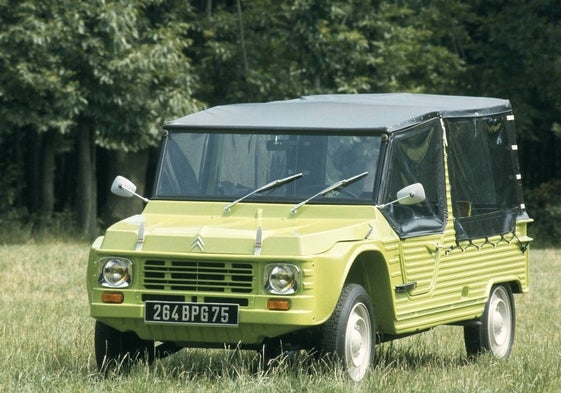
[94,321,155,373]
[321,283,375,381]
[464,284,515,358]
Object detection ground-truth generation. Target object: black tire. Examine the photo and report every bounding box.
[94,321,155,373]
[321,283,375,381]
[258,339,283,371]
[464,284,515,358]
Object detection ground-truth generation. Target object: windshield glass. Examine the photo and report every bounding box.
[153,131,382,204]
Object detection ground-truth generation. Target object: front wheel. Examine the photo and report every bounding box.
[321,283,375,381]
[94,321,155,373]
[464,284,515,358]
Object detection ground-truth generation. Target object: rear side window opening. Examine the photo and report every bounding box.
[445,114,525,241]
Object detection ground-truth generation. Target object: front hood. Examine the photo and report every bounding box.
[99,201,380,256]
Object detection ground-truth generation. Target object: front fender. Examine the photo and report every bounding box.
[310,241,388,325]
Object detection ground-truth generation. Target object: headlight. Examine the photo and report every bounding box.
[99,257,133,288]
[264,264,301,295]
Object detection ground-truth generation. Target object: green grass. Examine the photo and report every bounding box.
[1,244,559,392]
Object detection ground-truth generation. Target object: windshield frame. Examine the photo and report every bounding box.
[151,129,386,207]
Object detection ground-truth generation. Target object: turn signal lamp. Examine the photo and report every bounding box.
[267,298,290,311]
[101,292,124,304]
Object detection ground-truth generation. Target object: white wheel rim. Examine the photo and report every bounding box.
[488,287,512,357]
[344,302,372,381]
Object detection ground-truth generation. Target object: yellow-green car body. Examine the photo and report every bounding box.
[88,94,531,380]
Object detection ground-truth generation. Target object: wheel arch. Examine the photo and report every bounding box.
[343,249,395,333]
[485,278,524,297]
[505,279,524,294]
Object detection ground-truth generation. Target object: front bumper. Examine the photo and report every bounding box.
[90,289,318,344]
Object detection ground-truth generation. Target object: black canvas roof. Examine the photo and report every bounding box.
[164,93,512,133]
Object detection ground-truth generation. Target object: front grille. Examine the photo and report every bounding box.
[143,260,254,293]
[142,294,185,302]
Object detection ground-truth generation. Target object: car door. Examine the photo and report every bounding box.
[378,119,447,296]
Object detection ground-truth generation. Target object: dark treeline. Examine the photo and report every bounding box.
[0,0,560,242]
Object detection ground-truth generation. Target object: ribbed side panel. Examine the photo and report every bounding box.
[394,217,529,329]
[391,127,530,332]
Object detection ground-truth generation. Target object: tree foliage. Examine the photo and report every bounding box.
[456,0,561,188]
[0,0,559,241]
[189,0,465,104]
[0,0,202,236]
[0,1,83,134]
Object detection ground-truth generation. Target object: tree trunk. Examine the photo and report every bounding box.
[36,131,56,233]
[206,0,212,18]
[101,149,149,226]
[236,0,249,79]
[27,130,41,214]
[76,126,97,239]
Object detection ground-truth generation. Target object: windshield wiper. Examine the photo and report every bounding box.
[290,171,368,214]
[224,172,303,213]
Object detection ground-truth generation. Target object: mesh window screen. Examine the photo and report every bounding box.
[445,115,523,241]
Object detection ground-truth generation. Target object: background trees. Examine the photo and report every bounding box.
[189,0,465,104]
[0,0,559,243]
[457,0,561,189]
[0,0,202,238]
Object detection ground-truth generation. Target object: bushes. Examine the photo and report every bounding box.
[0,210,82,244]
[524,179,561,247]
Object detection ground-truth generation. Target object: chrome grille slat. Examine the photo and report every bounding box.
[143,260,254,293]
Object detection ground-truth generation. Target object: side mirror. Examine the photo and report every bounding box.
[397,183,426,205]
[111,176,149,203]
[377,183,426,209]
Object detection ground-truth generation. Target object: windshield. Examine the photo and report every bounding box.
[153,131,382,204]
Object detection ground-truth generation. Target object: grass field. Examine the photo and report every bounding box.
[0,243,559,392]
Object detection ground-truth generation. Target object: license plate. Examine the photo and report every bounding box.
[144,301,239,326]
